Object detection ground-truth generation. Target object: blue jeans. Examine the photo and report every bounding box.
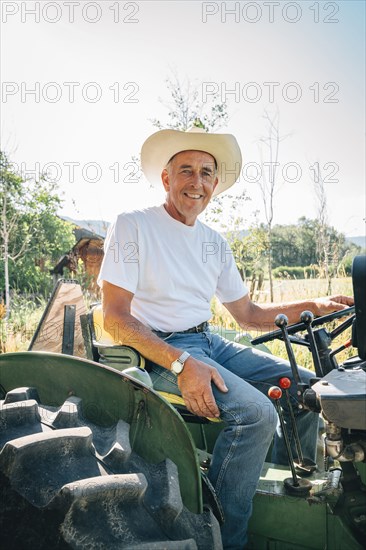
[148,330,319,550]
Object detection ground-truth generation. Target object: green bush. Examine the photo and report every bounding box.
[303,265,321,278]
[272,265,320,279]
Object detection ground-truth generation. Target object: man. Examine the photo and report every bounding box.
[98,127,353,550]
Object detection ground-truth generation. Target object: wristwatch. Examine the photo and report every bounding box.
[171,351,190,375]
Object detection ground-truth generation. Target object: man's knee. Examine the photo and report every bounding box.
[219,396,278,435]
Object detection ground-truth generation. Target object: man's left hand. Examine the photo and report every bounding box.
[311,295,354,317]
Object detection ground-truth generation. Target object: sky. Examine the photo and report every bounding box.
[1,0,365,237]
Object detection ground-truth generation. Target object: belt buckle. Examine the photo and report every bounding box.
[196,322,205,333]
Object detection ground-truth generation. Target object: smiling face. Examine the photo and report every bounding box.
[161,150,218,226]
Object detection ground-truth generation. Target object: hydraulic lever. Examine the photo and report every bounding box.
[274,315,302,387]
[278,377,317,476]
[268,387,312,496]
[300,311,324,377]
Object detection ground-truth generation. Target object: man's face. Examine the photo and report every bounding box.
[161,150,218,226]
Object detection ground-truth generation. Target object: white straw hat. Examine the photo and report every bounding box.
[141,127,242,196]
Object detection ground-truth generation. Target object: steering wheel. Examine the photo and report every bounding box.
[251,306,355,346]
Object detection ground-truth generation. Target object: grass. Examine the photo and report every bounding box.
[261,277,352,304]
[0,294,47,354]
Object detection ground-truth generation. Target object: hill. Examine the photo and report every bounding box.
[61,217,109,238]
[345,235,366,249]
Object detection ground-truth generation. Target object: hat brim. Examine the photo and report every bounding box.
[141,129,242,196]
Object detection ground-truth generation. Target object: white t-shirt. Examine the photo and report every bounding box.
[98,205,248,332]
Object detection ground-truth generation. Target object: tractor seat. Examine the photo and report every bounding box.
[90,305,219,423]
[90,304,145,369]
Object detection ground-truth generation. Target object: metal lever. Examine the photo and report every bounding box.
[278,377,317,476]
[275,314,302,385]
[300,311,324,377]
[268,386,312,496]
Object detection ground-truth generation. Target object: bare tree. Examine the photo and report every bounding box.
[313,165,333,295]
[257,110,290,302]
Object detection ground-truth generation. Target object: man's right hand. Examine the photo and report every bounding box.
[177,357,228,418]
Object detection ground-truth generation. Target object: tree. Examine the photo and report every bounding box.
[1,151,30,319]
[0,151,75,317]
[150,71,229,132]
[271,218,320,268]
[257,109,290,302]
[312,165,345,294]
[234,224,268,301]
[269,217,353,273]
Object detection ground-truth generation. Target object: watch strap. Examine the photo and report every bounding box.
[177,351,190,364]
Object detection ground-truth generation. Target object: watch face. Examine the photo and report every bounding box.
[171,360,184,375]
[171,352,190,375]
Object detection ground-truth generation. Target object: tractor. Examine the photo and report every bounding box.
[0,255,365,549]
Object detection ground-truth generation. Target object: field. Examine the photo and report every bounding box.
[0,295,47,354]
[1,277,355,370]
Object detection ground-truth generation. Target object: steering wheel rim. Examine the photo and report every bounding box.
[251,306,355,345]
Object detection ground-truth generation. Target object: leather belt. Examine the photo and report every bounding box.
[179,321,209,334]
[153,321,209,337]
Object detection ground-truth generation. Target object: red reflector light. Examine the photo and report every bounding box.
[279,377,291,389]
[268,386,282,400]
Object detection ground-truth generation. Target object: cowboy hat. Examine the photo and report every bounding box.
[140,127,242,196]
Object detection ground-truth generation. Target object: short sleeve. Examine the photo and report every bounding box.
[97,214,139,293]
[215,238,248,303]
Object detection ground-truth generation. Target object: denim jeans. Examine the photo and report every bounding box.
[148,330,319,550]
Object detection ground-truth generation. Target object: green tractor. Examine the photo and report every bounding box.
[0,256,365,549]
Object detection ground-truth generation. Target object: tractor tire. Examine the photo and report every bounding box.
[0,387,222,550]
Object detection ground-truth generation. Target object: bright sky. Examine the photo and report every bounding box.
[1,0,365,236]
